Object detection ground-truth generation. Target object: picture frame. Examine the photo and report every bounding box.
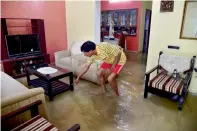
[160,0,174,12]
[180,1,197,40]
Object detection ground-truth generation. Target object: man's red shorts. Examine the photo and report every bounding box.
[100,62,124,74]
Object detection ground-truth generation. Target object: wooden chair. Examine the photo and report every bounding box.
[144,51,196,110]
[1,100,80,131]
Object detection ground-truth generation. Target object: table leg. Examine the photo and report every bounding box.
[47,82,53,101]
[26,69,30,86]
[69,72,74,91]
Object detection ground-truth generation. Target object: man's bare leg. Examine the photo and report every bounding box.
[108,73,119,96]
[100,75,107,93]
[97,69,107,92]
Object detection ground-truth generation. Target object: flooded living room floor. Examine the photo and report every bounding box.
[18,53,197,131]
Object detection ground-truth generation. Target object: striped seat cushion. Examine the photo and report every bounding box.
[11,115,59,131]
[149,73,184,95]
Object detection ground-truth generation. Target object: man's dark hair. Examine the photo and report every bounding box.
[81,41,96,52]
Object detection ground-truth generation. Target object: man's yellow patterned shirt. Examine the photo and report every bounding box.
[87,42,126,65]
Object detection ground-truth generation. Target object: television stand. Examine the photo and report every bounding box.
[11,53,42,59]
[1,54,50,78]
[1,18,48,78]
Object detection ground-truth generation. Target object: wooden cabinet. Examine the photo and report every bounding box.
[129,9,137,26]
[113,11,120,26]
[101,9,138,36]
[101,9,137,27]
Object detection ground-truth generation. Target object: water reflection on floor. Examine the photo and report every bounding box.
[29,53,197,131]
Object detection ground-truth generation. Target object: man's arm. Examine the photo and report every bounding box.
[111,51,121,69]
[75,64,91,84]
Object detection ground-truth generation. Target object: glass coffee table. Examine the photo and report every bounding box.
[26,64,74,101]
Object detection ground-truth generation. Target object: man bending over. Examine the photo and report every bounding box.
[75,41,126,96]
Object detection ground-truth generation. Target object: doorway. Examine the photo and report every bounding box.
[143,9,151,54]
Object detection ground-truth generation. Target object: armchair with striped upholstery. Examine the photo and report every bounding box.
[2,100,80,131]
[144,51,196,110]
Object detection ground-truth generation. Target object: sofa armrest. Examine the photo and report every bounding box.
[67,124,80,131]
[55,50,71,64]
[183,72,192,85]
[1,88,48,119]
[72,54,88,65]
[183,69,193,74]
[2,100,42,121]
[145,65,159,76]
[72,55,103,66]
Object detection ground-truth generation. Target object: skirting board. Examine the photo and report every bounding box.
[125,50,139,53]
[189,92,197,96]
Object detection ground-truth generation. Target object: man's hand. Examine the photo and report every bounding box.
[75,64,91,85]
[75,78,80,85]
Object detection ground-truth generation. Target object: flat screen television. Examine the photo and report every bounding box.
[5,34,41,58]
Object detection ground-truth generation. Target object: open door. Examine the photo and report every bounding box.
[143,9,151,54]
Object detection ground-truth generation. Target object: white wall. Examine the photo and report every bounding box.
[146,0,197,94]
[95,1,101,44]
[66,0,100,48]
[139,1,152,52]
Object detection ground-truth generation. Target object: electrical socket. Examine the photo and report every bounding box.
[194,68,197,72]
[194,68,197,78]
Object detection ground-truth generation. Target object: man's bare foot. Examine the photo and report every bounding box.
[101,87,107,93]
[115,93,120,97]
[114,92,119,97]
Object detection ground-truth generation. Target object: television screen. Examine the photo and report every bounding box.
[5,34,41,58]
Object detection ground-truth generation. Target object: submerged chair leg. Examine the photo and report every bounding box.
[144,74,150,98]
[144,87,148,98]
[178,87,188,111]
[178,96,184,110]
